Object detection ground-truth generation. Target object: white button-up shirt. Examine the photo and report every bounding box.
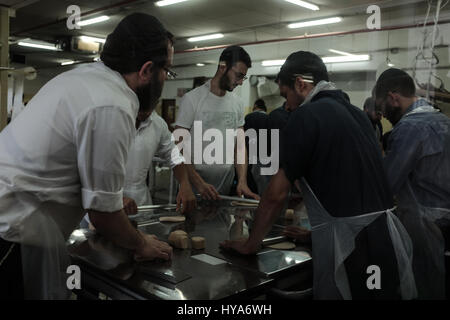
[124,112,184,206]
[0,62,139,242]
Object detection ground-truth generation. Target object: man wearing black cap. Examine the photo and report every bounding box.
[175,46,259,201]
[222,51,417,300]
[374,68,450,299]
[0,13,174,299]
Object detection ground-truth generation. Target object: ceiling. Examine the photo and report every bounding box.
[0,0,443,69]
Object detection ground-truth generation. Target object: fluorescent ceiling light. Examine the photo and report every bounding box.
[262,54,369,67]
[155,0,190,6]
[322,54,370,63]
[288,17,342,29]
[18,41,59,51]
[80,36,106,44]
[196,63,205,67]
[61,61,75,66]
[284,0,319,11]
[77,15,109,27]
[93,57,101,62]
[388,62,395,67]
[328,49,353,56]
[188,33,224,42]
[262,60,286,67]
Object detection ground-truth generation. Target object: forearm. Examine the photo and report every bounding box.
[185,163,205,188]
[245,171,290,249]
[88,209,144,251]
[173,163,191,187]
[235,143,248,184]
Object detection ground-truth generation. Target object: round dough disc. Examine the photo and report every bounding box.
[266,241,296,250]
[159,216,186,222]
[231,201,258,207]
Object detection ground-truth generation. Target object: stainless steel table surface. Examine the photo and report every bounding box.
[68,201,312,300]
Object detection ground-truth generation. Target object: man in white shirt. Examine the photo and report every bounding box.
[122,109,196,215]
[175,46,259,201]
[0,13,174,299]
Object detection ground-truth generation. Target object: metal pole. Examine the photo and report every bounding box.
[426,0,442,101]
[0,7,10,131]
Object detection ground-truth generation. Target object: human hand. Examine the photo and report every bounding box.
[134,232,173,261]
[123,197,138,215]
[219,238,259,255]
[176,183,197,214]
[236,182,260,200]
[196,181,220,200]
[283,226,311,243]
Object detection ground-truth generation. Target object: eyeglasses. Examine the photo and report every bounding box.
[230,68,248,81]
[163,67,177,80]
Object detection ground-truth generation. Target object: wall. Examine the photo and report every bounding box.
[160,24,450,120]
[19,24,450,121]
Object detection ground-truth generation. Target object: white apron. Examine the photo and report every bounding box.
[299,178,417,300]
[396,181,450,299]
[190,88,238,195]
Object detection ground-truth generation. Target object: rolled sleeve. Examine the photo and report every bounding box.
[81,188,123,213]
[158,120,185,169]
[76,106,135,212]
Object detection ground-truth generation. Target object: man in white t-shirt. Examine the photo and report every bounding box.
[122,109,196,214]
[0,13,174,299]
[175,46,259,200]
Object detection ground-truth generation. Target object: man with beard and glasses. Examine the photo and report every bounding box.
[175,46,259,201]
[0,13,173,299]
[221,52,417,300]
[374,68,450,299]
[82,49,197,225]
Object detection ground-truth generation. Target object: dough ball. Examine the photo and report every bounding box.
[285,209,295,220]
[168,230,189,249]
[191,236,205,250]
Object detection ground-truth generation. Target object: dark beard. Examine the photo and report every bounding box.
[136,72,163,113]
[385,104,404,126]
[219,72,233,92]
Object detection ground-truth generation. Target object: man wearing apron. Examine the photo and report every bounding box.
[221,51,416,300]
[175,46,259,201]
[375,68,450,299]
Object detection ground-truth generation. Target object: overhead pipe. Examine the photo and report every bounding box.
[175,18,450,54]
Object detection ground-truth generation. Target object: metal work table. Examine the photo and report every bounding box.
[68,201,312,300]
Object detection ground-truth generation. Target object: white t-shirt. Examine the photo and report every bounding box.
[0,62,139,242]
[175,80,244,194]
[124,112,184,206]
